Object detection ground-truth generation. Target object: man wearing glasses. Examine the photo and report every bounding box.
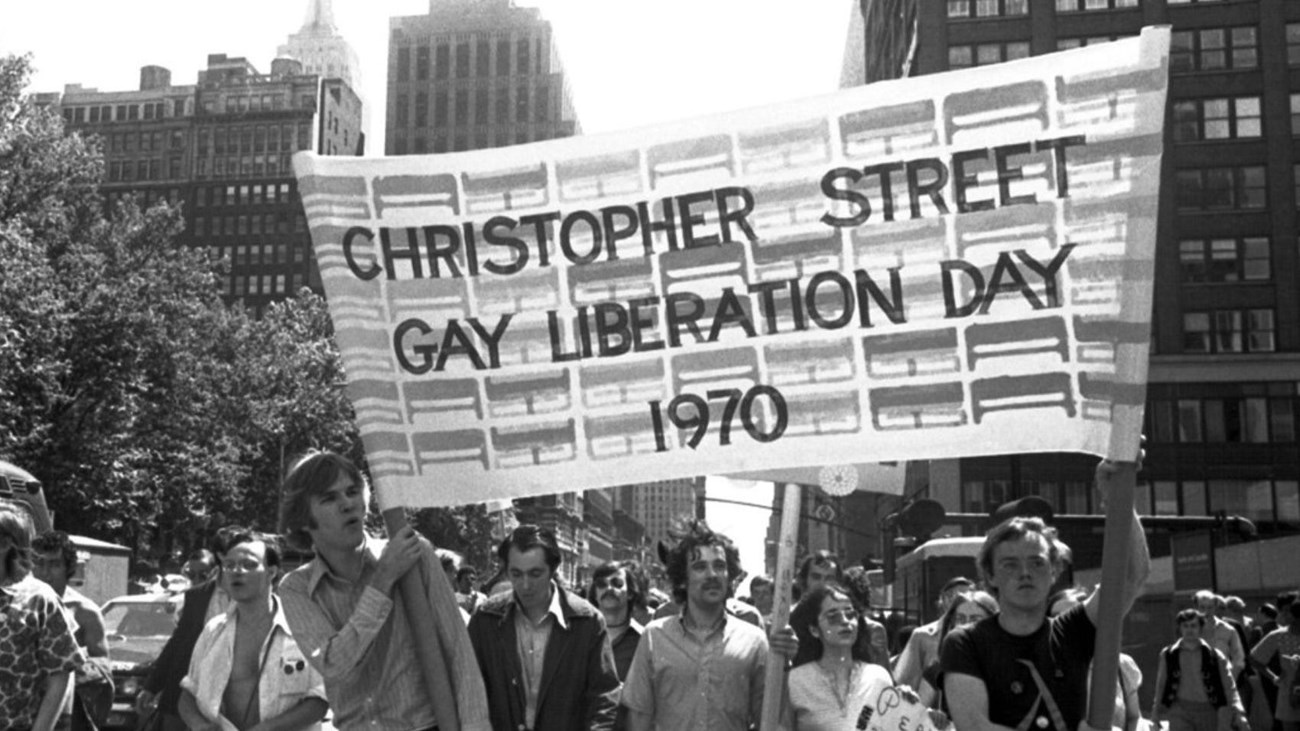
[178,530,327,731]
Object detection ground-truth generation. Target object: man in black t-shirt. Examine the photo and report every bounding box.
[942,459,1150,731]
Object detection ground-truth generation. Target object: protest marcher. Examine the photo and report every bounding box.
[467,525,619,731]
[32,530,113,730]
[942,457,1150,731]
[177,531,327,731]
[1050,586,1144,731]
[892,575,975,690]
[1250,600,1300,731]
[455,566,486,615]
[1226,597,1260,649]
[1152,608,1249,731]
[1200,591,1249,681]
[587,560,648,681]
[622,519,769,731]
[0,503,84,731]
[139,530,237,731]
[749,575,775,626]
[788,551,888,669]
[277,450,489,731]
[781,582,894,730]
[649,543,765,629]
[917,589,998,711]
[181,550,218,587]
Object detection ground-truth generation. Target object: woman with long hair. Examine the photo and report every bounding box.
[783,582,894,730]
[918,589,999,709]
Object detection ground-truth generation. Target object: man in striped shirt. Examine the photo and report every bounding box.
[278,451,490,731]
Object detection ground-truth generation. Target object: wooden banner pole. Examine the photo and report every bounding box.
[760,483,803,731]
[382,506,462,731]
[1085,463,1137,731]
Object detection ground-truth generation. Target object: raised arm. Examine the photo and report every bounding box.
[1084,460,1150,625]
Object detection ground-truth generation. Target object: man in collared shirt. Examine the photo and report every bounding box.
[622,519,768,731]
[1197,590,1248,679]
[178,531,327,731]
[589,560,650,731]
[277,451,489,731]
[467,525,619,731]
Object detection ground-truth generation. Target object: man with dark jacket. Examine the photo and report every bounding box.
[467,525,620,731]
[137,533,232,731]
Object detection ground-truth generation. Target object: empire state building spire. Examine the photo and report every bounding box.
[301,0,338,33]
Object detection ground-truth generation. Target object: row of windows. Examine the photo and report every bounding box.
[393,85,551,129]
[1175,165,1266,210]
[63,101,177,125]
[194,155,297,180]
[204,241,307,268]
[1171,27,1258,72]
[196,183,294,208]
[222,272,306,299]
[193,213,306,238]
[395,36,546,82]
[1179,237,1271,282]
[107,157,184,183]
[948,41,1030,68]
[103,188,184,209]
[1138,480,1300,524]
[950,0,1279,18]
[964,478,1300,524]
[197,123,313,156]
[391,125,566,154]
[1149,391,1296,444]
[103,129,186,154]
[1183,308,1276,353]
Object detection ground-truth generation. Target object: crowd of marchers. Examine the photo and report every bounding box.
[4,450,1299,731]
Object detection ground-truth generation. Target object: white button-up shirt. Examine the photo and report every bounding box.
[181,596,327,731]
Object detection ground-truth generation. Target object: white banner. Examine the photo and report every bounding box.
[294,28,1169,508]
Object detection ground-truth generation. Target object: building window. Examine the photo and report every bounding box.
[395,94,408,127]
[416,45,429,81]
[416,92,429,127]
[456,43,470,79]
[1171,27,1259,73]
[516,85,529,122]
[498,40,511,76]
[476,39,490,76]
[1175,166,1266,210]
[1056,0,1138,10]
[397,47,410,82]
[475,91,489,125]
[456,89,469,124]
[1057,35,1126,50]
[435,44,449,80]
[517,39,530,74]
[1288,24,1300,66]
[1173,96,1261,141]
[1178,237,1270,282]
[949,42,1029,68]
[1183,309,1275,353]
[948,0,1028,16]
[434,91,447,126]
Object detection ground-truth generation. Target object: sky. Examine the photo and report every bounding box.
[1,0,854,571]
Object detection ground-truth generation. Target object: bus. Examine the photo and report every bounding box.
[891,536,984,628]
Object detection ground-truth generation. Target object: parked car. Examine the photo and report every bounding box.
[99,593,184,731]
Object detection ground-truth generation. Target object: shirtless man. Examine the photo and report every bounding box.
[178,531,327,731]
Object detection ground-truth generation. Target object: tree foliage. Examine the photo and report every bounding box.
[0,55,360,558]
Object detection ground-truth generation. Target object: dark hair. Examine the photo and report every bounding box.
[938,590,999,640]
[978,516,1067,590]
[497,524,561,573]
[0,502,34,579]
[1276,591,1297,612]
[223,530,283,569]
[940,576,975,596]
[33,530,78,576]
[187,548,216,566]
[456,565,477,582]
[665,519,742,605]
[798,582,861,662]
[279,451,367,550]
[750,575,773,591]
[588,560,648,610]
[1176,608,1207,628]
[797,550,842,589]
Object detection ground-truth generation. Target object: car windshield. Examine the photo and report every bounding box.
[102,600,179,665]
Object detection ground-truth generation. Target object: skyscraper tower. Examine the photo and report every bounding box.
[277,0,362,93]
[385,0,580,155]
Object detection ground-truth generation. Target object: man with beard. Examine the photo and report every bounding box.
[178,531,328,731]
[467,525,619,731]
[621,520,769,731]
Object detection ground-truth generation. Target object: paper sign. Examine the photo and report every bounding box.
[294,29,1169,507]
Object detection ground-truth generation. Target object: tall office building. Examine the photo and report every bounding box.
[278,0,362,93]
[846,0,1300,566]
[385,0,580,155]
[55,53,364,314]
[619,478,706,550]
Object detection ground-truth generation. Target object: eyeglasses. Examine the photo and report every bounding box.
[820,608,859,624]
